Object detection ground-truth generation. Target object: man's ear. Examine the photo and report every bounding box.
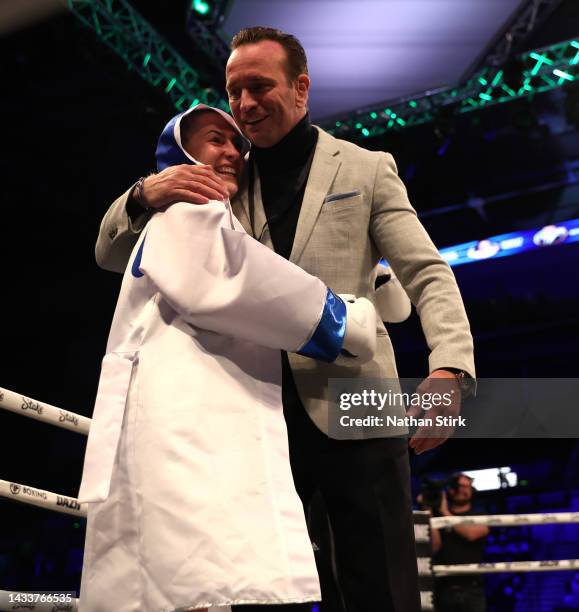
[295,74,310,109]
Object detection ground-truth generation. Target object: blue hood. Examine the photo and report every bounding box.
[155,104,250,172]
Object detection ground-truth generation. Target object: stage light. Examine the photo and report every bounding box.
[165,78,177,93]
[191,0,211,16]
[491,70,504,87]
[530,51,554,76]
[417,218,579,268]
[463,467,518,491]
[554,69,574,81]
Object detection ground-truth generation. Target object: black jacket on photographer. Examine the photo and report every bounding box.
[435,505,486,589]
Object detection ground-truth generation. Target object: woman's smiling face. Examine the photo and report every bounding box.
[181,111,245,198]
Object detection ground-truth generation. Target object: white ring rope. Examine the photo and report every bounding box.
[431,511,579,528]
[0,479,86,518]
[433,559,579,575]
[3,385,579,594]
[0,386,90,435]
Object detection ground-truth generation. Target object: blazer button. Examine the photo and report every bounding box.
[108,227,118,240]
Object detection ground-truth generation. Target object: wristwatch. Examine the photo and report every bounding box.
[133,176,151,211]
[449,369,476,399]
[126,177,152,223]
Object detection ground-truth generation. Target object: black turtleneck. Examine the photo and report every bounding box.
[252,112,318,260]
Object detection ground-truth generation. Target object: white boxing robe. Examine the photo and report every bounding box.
[78,201,348,611]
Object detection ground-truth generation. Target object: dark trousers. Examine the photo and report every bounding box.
[436,585,486,612]
[234,355,420,612]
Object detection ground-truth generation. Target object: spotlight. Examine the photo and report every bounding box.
[191,0,211,17]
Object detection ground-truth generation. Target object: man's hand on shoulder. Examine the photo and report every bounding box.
[137,164,229,210]
[408,369,462,455]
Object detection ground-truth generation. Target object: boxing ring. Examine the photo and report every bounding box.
[414,511,579,610]
[1,385,578,612]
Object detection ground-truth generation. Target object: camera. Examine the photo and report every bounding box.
[418,476,456,514]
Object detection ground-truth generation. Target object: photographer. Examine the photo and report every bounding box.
[425,474,489,612]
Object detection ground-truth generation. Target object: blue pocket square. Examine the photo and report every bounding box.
[323,190,361,204]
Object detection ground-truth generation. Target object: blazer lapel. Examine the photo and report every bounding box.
[290,130,340,264]
[231,188,252,236]
[233,162,274,248]
[251,168,273,248]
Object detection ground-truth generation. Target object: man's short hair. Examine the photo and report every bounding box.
[230,26,308,83]
[449,473,474,490]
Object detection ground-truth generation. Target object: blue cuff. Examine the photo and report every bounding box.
[297,289,346,363]
[131,234,147,278]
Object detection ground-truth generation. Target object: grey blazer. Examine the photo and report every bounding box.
[96,127,475,437]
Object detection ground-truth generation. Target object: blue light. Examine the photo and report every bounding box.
[439,218,579,267]
[382,218,579,268]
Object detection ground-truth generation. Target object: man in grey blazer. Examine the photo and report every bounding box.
[96,26,475,612]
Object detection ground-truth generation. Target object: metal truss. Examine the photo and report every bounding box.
[185,0,232,71]
[190,0,232,27]
[320,38,579,141]
[67,2,576,138]
[482,0,563,68]
[67,0,228,112]
[185,14,229,71]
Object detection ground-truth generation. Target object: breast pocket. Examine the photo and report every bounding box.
[320,191,363,220]
[323,190,361,204]
[308,191,369,278]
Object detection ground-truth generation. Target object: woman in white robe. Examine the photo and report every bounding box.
[78,105,377,612]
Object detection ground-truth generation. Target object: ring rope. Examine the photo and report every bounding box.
[0,386,90,435]
[0,479,86,517]
[431,511,579,528]
[433,559,579,575]
[3,388,579,586]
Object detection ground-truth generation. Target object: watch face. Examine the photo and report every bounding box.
[456,372,475,397]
